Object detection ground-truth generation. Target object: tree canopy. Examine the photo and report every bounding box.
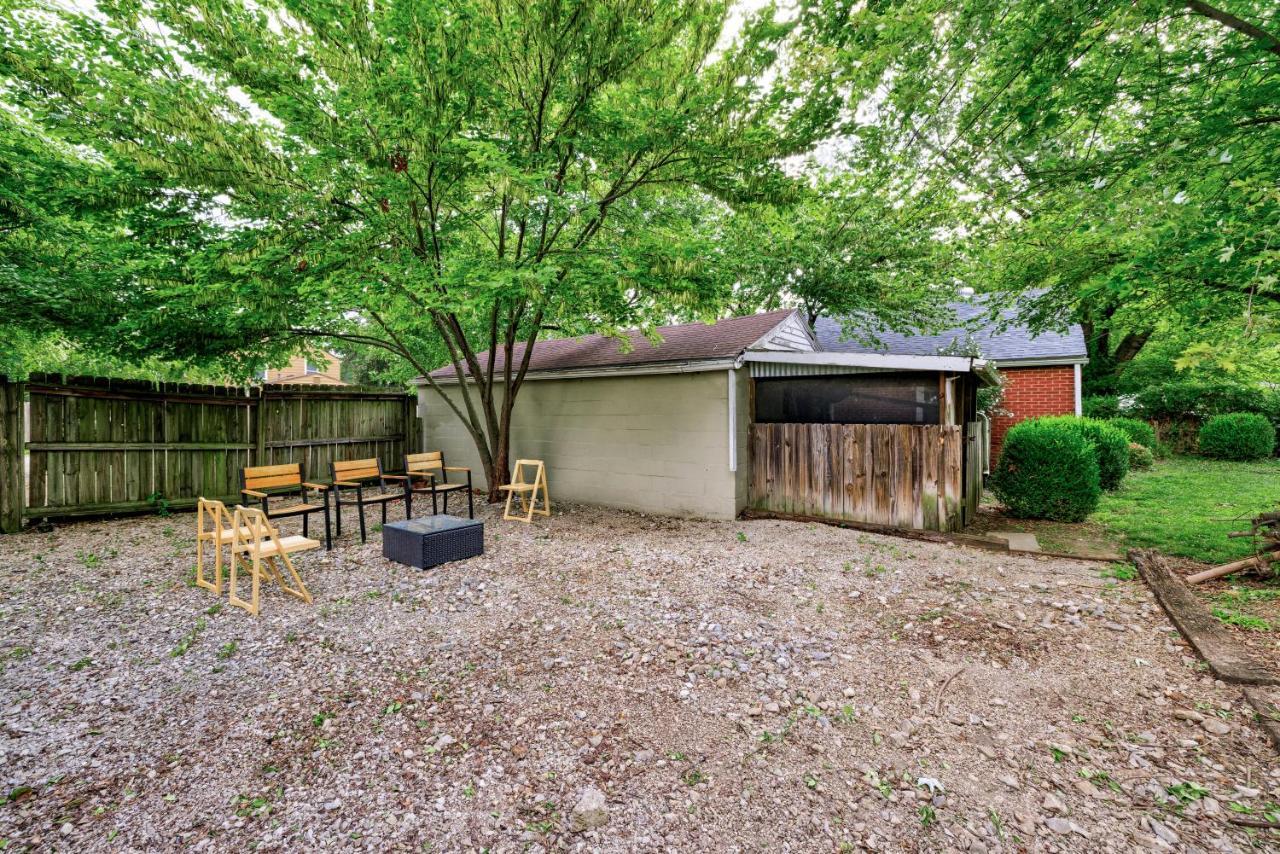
[1,0,844,493]
[805,0,1279,381]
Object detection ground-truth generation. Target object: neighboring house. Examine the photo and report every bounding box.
[416,309,997,529]
[261,353,345,386]
[814,298,1088,461]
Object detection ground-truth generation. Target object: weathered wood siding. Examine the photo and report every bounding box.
[749,422,978,532]
[2,374,419,523]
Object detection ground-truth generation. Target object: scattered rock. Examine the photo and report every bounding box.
[570,786,609,832]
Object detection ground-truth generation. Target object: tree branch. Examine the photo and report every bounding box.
[1183,1,1280,56]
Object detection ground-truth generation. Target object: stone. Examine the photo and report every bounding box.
[1201,718,1231,736]
[1042,793,1068,815]
[1044,817,1071,834]
[570,786,609,832]
[1148,817,1178,845]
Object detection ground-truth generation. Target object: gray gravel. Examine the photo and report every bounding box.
[1,501,1277,852]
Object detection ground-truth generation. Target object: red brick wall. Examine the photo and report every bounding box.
[990,366,1078,461]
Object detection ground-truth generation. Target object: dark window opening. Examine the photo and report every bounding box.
[754,374,940,425]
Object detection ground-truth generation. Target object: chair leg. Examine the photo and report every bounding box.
[432,487,438,516]
[323,495,332,551]
[335,496,343,538]
[503,488,516,521]
[467,486,474,519]
[274,554,312,604]
[381,501,387,525]
[303,511,309,538]
[404,489,412,520]
[358,497,367,543]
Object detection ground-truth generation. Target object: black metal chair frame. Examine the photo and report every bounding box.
[330,458,412,543]
[240,464,332,550]
[406,453,474,519]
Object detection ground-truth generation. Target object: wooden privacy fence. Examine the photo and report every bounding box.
[749,422,982,532]
[0,374,420,532]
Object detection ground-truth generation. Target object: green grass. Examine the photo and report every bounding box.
[1092,456,1280,564]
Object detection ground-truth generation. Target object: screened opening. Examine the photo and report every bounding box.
[754,373,940,425]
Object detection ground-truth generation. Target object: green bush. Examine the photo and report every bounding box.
[1198,412,1276,460]
[1037,416,1130,491]
[1082,395,1121,420]
[991,420,1101,522]
[1134,380,1280,424]
[1127,442,1153,470]
[1108,417,1156,450]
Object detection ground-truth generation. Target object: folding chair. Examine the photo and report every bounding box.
[404,451,474,518]
[227,505,320,617]
[194,497,243,596]
[499,459,551,523]
[330,458,412,543]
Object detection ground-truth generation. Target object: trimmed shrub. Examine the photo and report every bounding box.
[991,420,1101,522]
[1198,412,1276,460]
[1108,417,1156,450]
[1038,416,1131,491]
[1134,380,1280,424]
[1127,442,1153,470]
[1082,395,1121,420]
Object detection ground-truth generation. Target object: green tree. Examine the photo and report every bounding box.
[808,0,1280,375]
[722,165,959,332]
[1,0,841,497]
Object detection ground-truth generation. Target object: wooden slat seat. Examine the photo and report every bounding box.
[241,463,331,549]
[404,451,474,518]
[330,457,412,543]
[240,533,320,559]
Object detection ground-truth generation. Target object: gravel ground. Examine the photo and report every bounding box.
[1,501,1278,852]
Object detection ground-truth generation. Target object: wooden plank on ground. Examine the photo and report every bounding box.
[1132,550,1280,686]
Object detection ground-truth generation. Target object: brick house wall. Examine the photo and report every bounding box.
[990,365,1078,461]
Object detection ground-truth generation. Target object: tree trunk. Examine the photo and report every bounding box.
[486,436,511,503]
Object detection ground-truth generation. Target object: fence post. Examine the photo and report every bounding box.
[403,393,417,456]
[0,377,25,533]
[254,385,268,466]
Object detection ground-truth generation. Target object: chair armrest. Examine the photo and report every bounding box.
[242,489,268,498]
[443,466,470,473]
[382,474,409,481]
[333,480,362,488]
[302,482,328,491]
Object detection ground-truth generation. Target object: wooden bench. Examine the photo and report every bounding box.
[405,451,474,519]
[241,463,331,550]
[330,458,411,543]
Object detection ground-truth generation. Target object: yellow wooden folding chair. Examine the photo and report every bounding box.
[195,497,244,596]
[499,459,551,523]
[227,505,320,616]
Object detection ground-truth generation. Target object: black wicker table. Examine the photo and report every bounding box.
[382,515,484,569]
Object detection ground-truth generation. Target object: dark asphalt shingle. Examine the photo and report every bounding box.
[429,309,797,378]
[815,297,1087,363]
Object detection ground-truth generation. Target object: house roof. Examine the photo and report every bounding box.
[815,297,1088,365]
[427,308,799,379]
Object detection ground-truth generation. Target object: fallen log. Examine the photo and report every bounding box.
[1186,544,1280,585]
[1131,550,1280,686]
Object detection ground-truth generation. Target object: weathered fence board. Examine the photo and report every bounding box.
[0,374,420,525]
[749,422,977,532]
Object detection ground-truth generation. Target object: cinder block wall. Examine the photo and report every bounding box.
[418,371,744,519]
[991,366,1077,460]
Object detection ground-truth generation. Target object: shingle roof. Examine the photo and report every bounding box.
[814,297,1087,363]
[428,309,797,378]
